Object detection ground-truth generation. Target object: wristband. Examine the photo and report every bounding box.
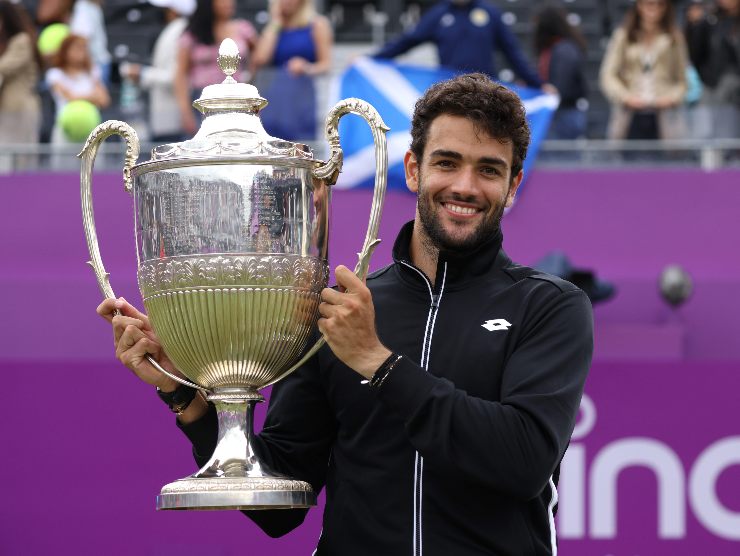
[369,353,402,389]
[157,384,198,415]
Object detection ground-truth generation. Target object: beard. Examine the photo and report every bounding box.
[416,176,506,254]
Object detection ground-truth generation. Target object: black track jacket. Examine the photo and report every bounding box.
[180,221,593,555]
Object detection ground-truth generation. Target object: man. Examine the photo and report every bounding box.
[372,0,544,89]
[99,74,593,555]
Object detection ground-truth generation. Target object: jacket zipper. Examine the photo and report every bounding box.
[399,261,447,556]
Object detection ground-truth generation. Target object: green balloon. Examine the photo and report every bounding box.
[58,100,101,142]
[37,23,70,56]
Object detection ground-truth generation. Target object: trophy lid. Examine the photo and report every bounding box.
[132,38,315,176]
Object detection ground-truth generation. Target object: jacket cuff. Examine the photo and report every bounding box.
[374,356,441,420]
[176,402,218,462]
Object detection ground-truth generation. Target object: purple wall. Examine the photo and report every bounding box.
[2,170,739,554]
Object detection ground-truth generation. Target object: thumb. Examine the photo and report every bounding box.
[335,265,363,292]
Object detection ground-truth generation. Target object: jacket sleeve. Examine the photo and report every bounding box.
[372,8,439,59]
[177,346,337,537]
[662,34,688,105]
[375,288,593,500]
[0,34,33,79]
[491,12,542,88]
[599,28,631,103]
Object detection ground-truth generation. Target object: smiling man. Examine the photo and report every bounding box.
[101,73,593,555]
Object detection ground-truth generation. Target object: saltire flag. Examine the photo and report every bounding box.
[332,57,557,192]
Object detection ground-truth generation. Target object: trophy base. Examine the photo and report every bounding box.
[157,476,316,510]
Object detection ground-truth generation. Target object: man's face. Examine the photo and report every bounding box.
[404,114,522,253]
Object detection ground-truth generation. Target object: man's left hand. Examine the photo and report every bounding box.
[318,265,392,380]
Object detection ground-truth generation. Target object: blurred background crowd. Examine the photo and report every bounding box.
[0,0,738,168]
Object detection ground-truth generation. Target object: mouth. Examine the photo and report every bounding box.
[442,201,482,217]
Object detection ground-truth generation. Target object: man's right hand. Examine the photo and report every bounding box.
[97,297,182,393]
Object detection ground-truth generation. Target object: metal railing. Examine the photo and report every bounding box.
[2,138,739,174]
[536,139,740,171]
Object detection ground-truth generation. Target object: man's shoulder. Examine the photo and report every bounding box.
[501,261,583,296]
[366,263,396,283]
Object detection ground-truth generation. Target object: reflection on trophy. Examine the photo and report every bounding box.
[80,39,388,510]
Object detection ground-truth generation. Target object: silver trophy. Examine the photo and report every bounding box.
[80,39,388,510]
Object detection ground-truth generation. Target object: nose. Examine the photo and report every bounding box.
[448,165,479,199]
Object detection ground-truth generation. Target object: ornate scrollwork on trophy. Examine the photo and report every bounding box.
[150,137,315,162]
[138,254,326,298]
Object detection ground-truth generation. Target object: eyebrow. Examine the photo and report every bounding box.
[428,149,509,168]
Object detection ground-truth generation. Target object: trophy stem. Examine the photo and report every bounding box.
[195,388,267,479]
[156,387,316,510]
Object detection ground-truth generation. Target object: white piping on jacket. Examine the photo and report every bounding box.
[399,260,447,556]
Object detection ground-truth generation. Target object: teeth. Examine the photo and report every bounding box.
[445,203,478,215]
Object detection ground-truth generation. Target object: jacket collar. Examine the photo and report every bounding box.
[391,220,509,290]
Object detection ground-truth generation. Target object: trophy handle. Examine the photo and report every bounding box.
[264,99,390,388]
[79,121,206,393]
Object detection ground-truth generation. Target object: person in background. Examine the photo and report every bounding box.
[0,0,42,162]
[120,0,196,143]
[69,0,111,84]
[174,0,257,136]
[599,0,688,140]
[252,0,332,140]
[533,3,588,139]
[46,33,109,145]
[684,0,740,138]
[35,0,74,26]
[371,0,544,89]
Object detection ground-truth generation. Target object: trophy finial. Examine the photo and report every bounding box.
[218,38,240,82]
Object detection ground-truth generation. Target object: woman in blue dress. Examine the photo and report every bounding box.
[253,0,333,140]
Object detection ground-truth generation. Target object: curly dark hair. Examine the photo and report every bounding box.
[409,73,531,180]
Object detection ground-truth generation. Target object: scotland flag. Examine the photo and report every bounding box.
[332,58,558,192]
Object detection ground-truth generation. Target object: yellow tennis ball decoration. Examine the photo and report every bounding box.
[38,23,70,56]
[58,100,102,142]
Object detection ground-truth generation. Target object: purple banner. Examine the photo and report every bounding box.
[2,360,738,555]
[558,362,740,555]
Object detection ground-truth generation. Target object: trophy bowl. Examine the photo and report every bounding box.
[80,39,388,510]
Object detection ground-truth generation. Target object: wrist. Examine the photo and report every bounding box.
[157,376,180,393]
[156,383,198,415]
[355,347,393,379]
[368,353,403,389]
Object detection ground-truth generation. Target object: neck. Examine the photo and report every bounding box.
[641,21,660,35]
[409,221,439,287]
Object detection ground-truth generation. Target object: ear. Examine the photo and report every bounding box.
[404,150,419,194]
[505,170,523,208]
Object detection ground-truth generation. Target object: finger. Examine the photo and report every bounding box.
[317,317,330,338]
[318,301,337,318]
[120,336,161,376]
[96,298,119,322]
[335,265,364,291]
[114,298,151,329]
[321,287,344,305]
[116,324,147,354]
[112,315,146,346]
